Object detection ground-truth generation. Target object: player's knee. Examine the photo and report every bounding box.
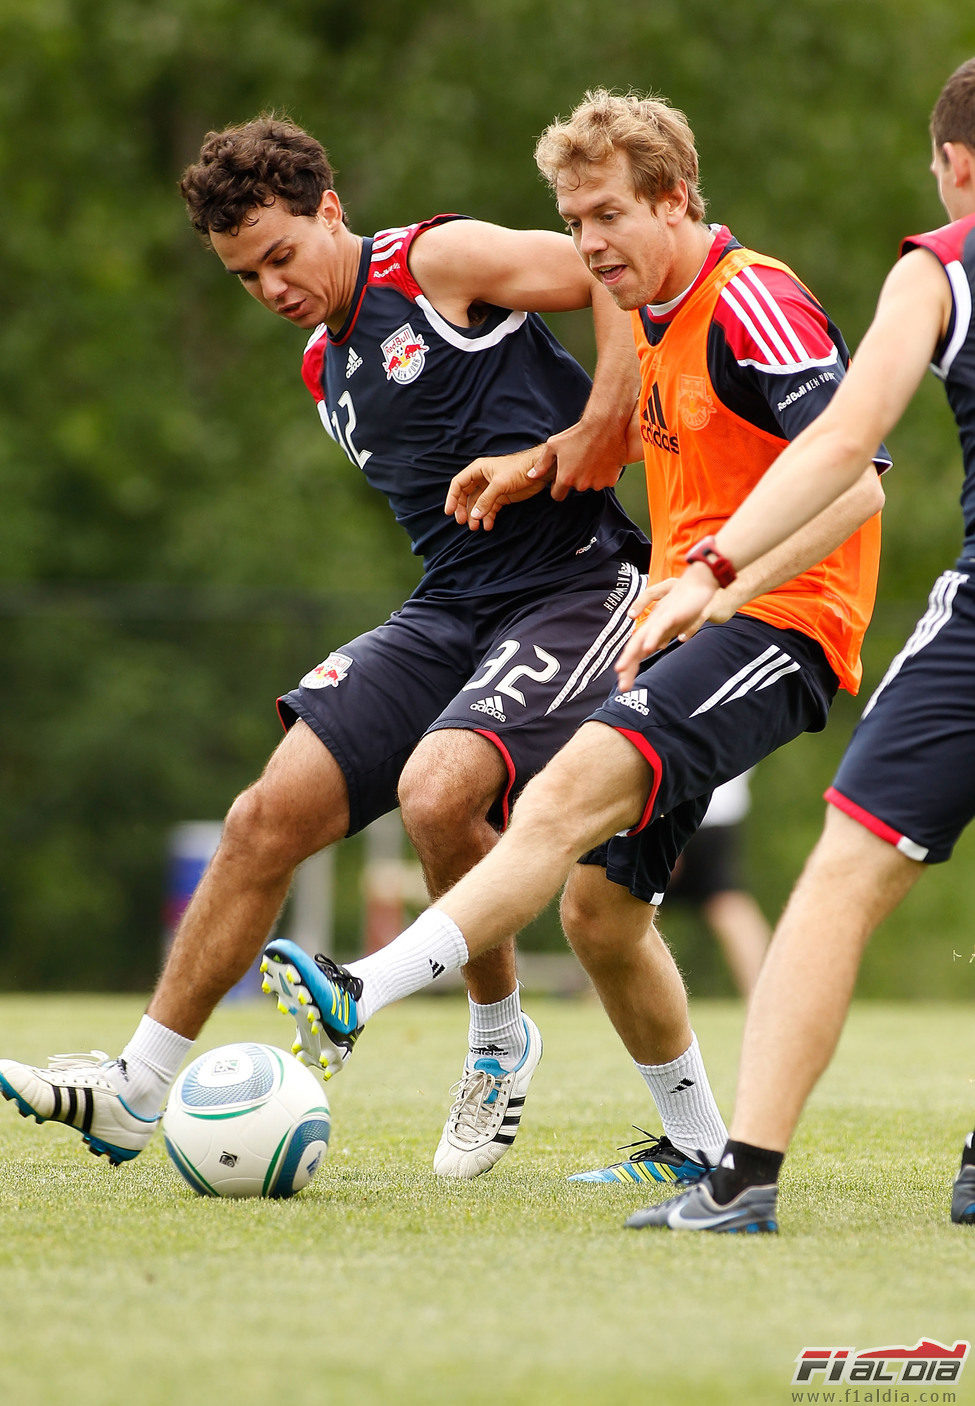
[398,755,489,849]
[220,776,313,877]
[559,880,615,965]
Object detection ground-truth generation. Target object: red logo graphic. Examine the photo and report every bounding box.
[793,1339,969,1388]
[300,653,353,690]
[381,323,429,384]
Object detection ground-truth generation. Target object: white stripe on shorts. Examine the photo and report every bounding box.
[689,645,795,717]
[546,562,643,715]
[860,569,966,719]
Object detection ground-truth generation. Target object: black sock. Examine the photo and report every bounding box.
[708,1139,784,1205]
[961,1131,975,1168]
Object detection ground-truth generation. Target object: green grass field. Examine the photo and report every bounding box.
[0,993,971,1406]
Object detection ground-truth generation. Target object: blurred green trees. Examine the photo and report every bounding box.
[1,0,974,993]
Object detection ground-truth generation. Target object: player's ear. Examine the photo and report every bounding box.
[318,188,345,227]
[660,180,689,224]
[943,141,975,190]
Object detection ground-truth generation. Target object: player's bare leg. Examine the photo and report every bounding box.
[398,728,516,1001]
[262,723,650,1172]
[399,728,535,1176]
[626,809,924,1232]
[730,807,924,1151]
[560,863,727,1182]
[150,719,351,1037]
[0,720,352,1164]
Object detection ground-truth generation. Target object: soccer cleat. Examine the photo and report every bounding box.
[260,939,363,1079]
[568,1128,710,1186]
[951,1161,975,1224]
[0,1052,160,1165]
[433,1016,543,1179]
[624,1176,778,1233]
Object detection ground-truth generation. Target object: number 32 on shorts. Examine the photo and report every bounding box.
[463,640,560,707]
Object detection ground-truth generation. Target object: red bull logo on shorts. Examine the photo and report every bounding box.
[381,323,429,384]
[300,652,353,689]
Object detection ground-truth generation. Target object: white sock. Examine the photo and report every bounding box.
[118,1016,193,1117]
[634,1033,728,1165]
[347,908,469,1023]
[467,988,526,1069]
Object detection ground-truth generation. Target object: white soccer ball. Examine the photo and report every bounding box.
[163,1042,330,1198]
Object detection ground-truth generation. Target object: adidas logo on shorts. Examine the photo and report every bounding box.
[614,688,650,716]
[470,695,507,723]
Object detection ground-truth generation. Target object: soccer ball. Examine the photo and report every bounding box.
[163,1042,330,1198]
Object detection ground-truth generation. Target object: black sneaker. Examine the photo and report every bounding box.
[951,1161,975,1224]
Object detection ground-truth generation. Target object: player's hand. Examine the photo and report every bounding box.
[530,419,627,501]
[614,568,719,691]
[445,446,552,530]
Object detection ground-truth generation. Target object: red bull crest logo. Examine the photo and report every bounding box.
[678,374,716,431]
[300,652,353,690]
[381,322,429,384]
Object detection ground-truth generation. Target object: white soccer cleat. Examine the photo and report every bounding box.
[433,1016,542,1179]
[0,1052,160,1165]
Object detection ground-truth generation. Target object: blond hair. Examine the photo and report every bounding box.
[535,87,706,220]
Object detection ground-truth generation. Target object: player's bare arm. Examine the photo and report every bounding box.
[445,447,553,531]
[614,466,885,690]
[615,252,952,674]
[413,220,638,499]
[533,294,639,501]
[408,220,598,319]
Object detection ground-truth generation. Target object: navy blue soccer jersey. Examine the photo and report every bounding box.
[901,213,975,548]
[301,215,648,598]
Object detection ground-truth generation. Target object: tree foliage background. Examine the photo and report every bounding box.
[2,0,974,995]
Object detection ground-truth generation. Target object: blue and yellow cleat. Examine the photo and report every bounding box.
[568,1130,710,1186]
[260,939,363,1080]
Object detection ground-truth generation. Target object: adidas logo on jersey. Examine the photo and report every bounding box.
[640,381,679,454]
[345,346,363,378]
[614,688,650,716]
[470,695,507,723]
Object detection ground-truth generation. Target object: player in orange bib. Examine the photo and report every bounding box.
[253,89,888,1197]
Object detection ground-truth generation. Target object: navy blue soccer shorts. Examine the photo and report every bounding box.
[277,558,644,835]
[579,614,838,904]
[828,563,975,864]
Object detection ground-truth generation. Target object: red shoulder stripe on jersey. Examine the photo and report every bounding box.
[716,265,836,372]
[901,212,975,265]
[301,325,328,401]
[368,214,467,300]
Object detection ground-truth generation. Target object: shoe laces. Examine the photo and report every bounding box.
[617,1126,713,1171]
[313,953,363,1001]
[616,1126,676,1162]
[446,1067,505,1139]
[45,1051,113,1072]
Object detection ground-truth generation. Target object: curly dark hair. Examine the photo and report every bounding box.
[179,113,344,240]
